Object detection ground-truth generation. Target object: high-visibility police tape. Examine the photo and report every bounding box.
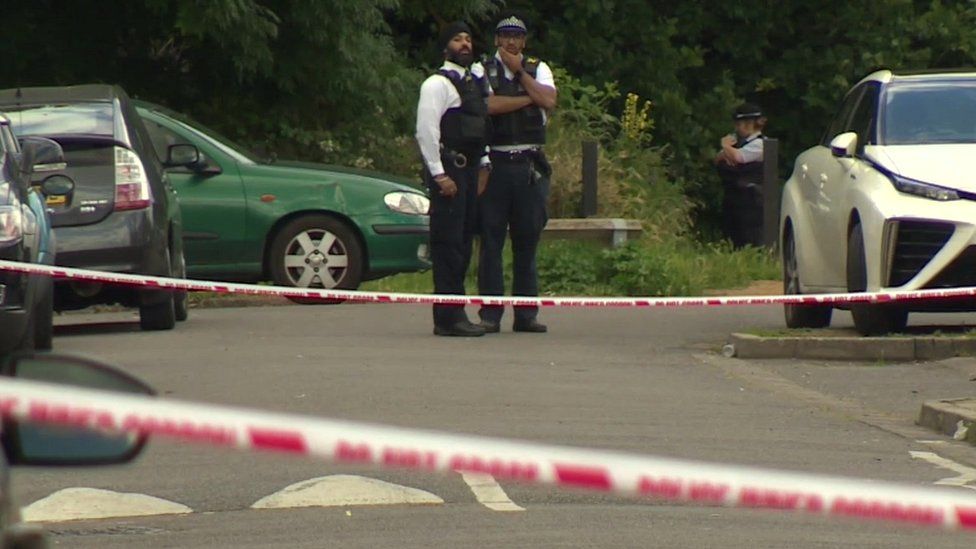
[4,377,976,532]
[3,259,976,308]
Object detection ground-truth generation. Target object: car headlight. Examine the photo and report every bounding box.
[384,192,430,215]
[889,173,959,201]
[0,205,24,245]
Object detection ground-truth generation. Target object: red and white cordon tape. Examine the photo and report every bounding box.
[3,259,976,308]
[3,376,976,532]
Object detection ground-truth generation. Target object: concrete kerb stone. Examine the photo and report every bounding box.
[725,332,976,362]
[917,398,976,446]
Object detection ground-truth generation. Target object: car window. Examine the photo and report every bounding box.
[6,103,115,137]
[143,118,193,162]
[882,80,976,145]
[821,86,865,147]
[846,82,880,154]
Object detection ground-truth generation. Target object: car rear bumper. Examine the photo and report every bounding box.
[52,209,171,309]
[54,209,164,273]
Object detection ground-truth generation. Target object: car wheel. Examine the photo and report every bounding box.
[15,311,36,352]
[140,294,176,330]
[174,251,189,322]
[783,228,832,329]
[847,222,908,336]
[140,249,177,331]
[33,277,55,350]
[269,215,364,305]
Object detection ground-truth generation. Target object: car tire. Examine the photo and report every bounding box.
[140,294,176,331]
[33,277,55,350]
[269,214,364,305]
[783,228,832,329]
[140,248,177,331]
[847,223,908,336]
[15,312,36,352]
[174,251,189,322]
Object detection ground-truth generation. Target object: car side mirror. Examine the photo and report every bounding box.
[18,136,67,177]
[830,132,857,158]
[165,143,201,168]
[2,353,154,466]
[165,144,222,176]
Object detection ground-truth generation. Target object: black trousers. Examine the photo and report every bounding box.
[477,153,549,323]
[721,185,763,249]
[428,154,479,327]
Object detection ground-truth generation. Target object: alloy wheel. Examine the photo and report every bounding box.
[282,229,350,288]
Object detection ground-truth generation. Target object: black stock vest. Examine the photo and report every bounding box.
[486,57,547,146]
[723,134,764,190]
[438,69,489,157]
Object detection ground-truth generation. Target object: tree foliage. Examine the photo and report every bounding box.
[2,0,975,229]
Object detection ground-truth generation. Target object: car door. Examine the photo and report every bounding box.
[814,82,881,285]
[140,112,247,271]
[798,86,863,288]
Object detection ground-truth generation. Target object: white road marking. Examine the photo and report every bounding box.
[22,487,192,522]
[459,472,525,512]
[910,451,976,491]
[251,475,443,509]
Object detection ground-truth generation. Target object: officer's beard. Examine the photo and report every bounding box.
[447,49,474,67]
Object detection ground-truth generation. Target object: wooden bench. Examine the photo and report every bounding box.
[541,218,642,248]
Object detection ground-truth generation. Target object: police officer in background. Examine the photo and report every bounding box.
[715,103,765,249]
[477,14,557,334]
[416,21,491,337]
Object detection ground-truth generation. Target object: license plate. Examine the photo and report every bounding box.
[45,195,67,207]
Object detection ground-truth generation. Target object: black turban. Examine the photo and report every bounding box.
[439,21,472,51]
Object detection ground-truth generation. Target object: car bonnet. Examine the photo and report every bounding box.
[871,144,976,192]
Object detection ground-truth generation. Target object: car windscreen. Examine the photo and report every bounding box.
[883,81,976,145]
[6,102,115,138]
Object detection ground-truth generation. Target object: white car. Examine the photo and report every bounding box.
[780,69,976,335]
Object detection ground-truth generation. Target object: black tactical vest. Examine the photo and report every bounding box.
[486,57,547,146]
[731,134,764,188]
[438,69,489,157]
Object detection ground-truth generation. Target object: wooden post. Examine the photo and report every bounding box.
[581,140,598,218]
[762,138,780,250]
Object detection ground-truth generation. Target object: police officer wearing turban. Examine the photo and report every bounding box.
[416,21,491,336]
[476,14,557,334]
[715,103,765,249]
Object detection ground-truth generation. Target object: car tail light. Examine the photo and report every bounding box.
[114,146,152,211]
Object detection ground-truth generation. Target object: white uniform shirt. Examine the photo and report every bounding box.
[488,51,556,151]
[737,133,764,164]
[415,61,489,178]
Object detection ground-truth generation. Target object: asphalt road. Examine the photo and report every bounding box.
[15,302,976,548]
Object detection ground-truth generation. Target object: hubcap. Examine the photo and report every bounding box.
[282,229,349,288]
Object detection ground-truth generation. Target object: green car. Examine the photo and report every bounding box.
[135,102,430,296]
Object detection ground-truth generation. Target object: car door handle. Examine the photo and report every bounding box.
[819,174,828,183]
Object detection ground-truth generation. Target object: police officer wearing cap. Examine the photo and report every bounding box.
[715,103,765,249]
[416,21,492,337]
[476,14,557,334]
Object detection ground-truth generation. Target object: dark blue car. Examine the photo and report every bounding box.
[0,114,59,353]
